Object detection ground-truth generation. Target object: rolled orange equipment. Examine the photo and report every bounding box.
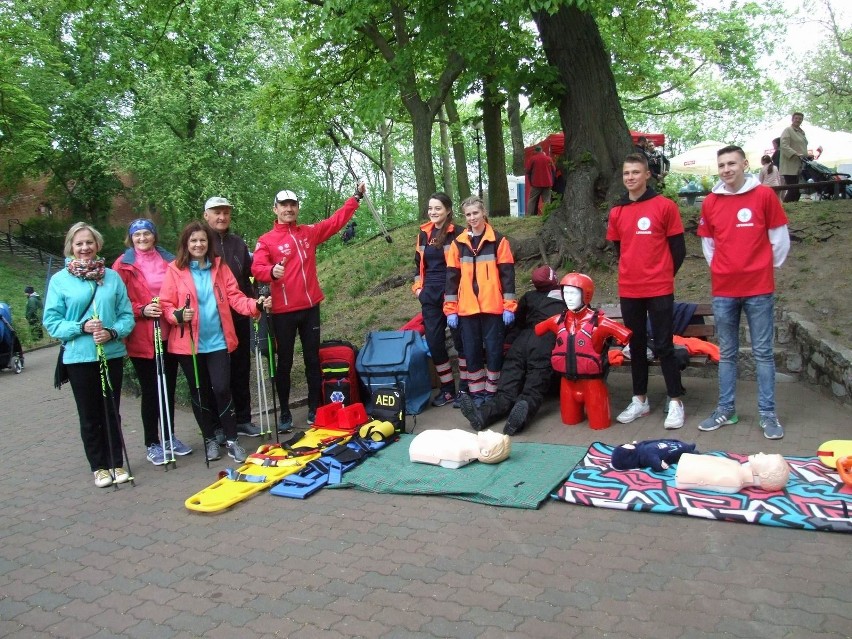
[836,456,852,488]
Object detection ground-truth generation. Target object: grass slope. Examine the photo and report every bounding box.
[0,251,55,350]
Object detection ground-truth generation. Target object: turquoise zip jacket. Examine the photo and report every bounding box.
[43,264,135,364]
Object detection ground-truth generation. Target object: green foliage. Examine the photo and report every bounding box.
[794,16,852,131]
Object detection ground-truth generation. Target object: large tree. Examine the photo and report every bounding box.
[531,0,773,266]
[533,3,633,265]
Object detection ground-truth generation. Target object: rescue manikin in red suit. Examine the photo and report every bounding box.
[535,273,632,430]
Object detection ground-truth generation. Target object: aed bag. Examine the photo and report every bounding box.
[356,330,431,415]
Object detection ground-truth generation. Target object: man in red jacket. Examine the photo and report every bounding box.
[525,146,555,215]
[252,183,365,431]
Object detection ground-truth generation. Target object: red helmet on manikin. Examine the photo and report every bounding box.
[559,272,594,306]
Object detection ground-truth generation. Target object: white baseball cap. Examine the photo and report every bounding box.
[204,196,233,210]
[274,190,299,205]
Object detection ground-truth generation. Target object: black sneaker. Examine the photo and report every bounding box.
[237,422,262,437]
[306,410,316,426]
[504,400,529,436]
[431,391,455,407]
[278,413,294,434]
[457,393,484,431]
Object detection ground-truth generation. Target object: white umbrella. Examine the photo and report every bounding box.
[668,140,728,176]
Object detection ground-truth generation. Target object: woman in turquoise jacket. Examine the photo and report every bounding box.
[43,222,135,488]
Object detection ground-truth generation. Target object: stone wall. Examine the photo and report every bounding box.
[779,310,852,406]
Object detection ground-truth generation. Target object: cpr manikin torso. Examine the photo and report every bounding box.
[674,452,791,493]
[409,429,511,468]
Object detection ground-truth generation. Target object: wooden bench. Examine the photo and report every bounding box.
[599,303,716,367]
[768,178,851,199]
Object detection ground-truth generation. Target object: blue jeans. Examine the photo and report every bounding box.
[712,294,776,416]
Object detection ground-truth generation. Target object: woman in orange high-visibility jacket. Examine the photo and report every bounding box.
[444,196,516,405]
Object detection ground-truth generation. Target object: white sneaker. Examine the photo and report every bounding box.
[664,400,685,429]
[93,469,113,488]
[616,396,650,423]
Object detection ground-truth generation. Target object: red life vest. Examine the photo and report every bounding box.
[550,310,609,380]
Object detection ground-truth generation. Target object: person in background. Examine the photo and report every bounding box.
[780,112,808,203]
[252,183,364,431]
[203,196,262,439]
[43,222,135,488]
[113,219,190,465]
[24,286,43,339]
[607,153,686,430]
[444,196,516,407]
[525,145,555,215]
[160,221,270,463]
[413,192,467,407]
[697,145,790,440]
[758,154,783,201]
[770,138,781,169]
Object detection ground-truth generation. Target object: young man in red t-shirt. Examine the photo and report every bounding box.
[697,145,790,439]
[607,153,686,429]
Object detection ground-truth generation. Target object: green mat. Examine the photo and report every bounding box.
[335,434,587,509]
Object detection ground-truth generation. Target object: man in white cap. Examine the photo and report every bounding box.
[203,196,261,438]
[252,183,365,431]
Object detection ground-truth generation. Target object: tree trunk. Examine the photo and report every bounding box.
[482,76,509,216]
[379,120,395,217]
[438,106,453,195]
[506,92,525,177]
[445,93,471,201]
[405,100,438,215]
[533,5,634,266]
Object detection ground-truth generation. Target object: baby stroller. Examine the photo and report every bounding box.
[801,158,851,200]
[0,302,24,374]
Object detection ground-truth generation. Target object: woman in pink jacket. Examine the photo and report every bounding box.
[113,219,189,465]
[160,221,270,463]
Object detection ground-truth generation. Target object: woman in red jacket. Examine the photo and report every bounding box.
[112,219,189,465]
[160,221,270,463]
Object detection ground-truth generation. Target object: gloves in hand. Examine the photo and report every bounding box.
[502,310,515,326]
[447,313,459,329]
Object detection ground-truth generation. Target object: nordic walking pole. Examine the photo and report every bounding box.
[250,276,271,441]
[258,285,280,445]
[326,129,392,243]
[93,308,134,488]
[153,297,176,469]
[253,315,271,440]
[183,295,209,468]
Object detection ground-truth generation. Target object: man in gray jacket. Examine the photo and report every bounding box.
[204,196,262,437]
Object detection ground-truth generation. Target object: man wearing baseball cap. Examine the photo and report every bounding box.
[458,265,566,435]
[203,196,261,438]
[252,182,365,431]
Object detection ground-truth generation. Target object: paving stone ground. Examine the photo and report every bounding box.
[0,345,850,638]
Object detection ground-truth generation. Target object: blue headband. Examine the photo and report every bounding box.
[128,219,156,236]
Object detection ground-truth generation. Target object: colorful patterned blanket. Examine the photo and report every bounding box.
[554,442,852,533]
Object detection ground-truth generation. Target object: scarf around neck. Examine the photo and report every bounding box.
[67,257,106,282]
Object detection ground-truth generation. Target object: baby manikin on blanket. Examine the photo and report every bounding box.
[409,429,511,469]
